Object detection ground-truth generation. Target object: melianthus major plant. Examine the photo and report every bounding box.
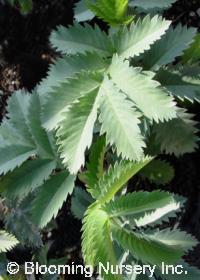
[38,0,199,174]
[71,137,199,280]
[0,0,200,279]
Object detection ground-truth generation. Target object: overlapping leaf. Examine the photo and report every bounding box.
[0,145,36,175]
[71,188,94,219]
[129,0,178,12]
[153,108,199,156]
[0,159,56,199]
[182,34,200,64]
[74,0,94,22]
[0,91,55,181]
[142,25,196,70]
[82,206,120,280]
[4,196,43,248]
[42,71,102,131]
[32,172,75,228]
[156,66,200,102]
[50,23,114,57]
[99,78,145,161]
[38,52,107,99]
[134,200,180,227]
[27,93,54,158]
[0,90,58,203]
[112,225,191,266]
[148,229,197,252]
[6,91,34,147]
[84,136,106,188]
[94,157,152,203]
[140,159,175,185]
[104,191,175,218]
[0,119,25,146]
[57,88,99,174]
[112,15,171,59]
[109,55,177,122]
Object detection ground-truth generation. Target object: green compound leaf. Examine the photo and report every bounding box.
[81,152,196,277]
[32,172,75,228]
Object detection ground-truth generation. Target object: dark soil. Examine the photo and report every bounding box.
[0,0,200,278]
[0,0,74,120]
[165,0,200,29]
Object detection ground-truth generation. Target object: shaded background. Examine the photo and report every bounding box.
[0,0,200,278]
